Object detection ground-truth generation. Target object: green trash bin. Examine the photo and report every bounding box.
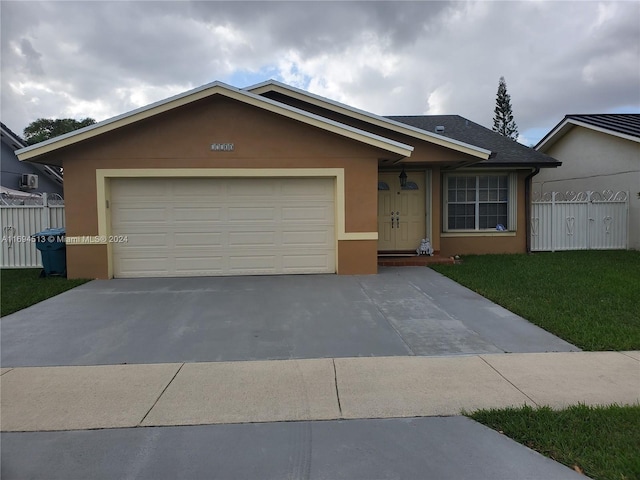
[32,228,66,277]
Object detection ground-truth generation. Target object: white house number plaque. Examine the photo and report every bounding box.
[211,143,234,151]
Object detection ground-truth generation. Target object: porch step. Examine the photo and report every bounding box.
[377,255,455,267]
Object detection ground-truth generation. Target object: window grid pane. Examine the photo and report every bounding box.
[447,175,508,230]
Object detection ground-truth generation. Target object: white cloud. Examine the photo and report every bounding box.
[594,2,617,29]
[1,0,638,144]
[114,83,194,111]
[426,84,454,115]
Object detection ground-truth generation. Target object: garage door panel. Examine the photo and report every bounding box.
[112,207,168,224]
[174,232,223,247]
[112,178,167,197]
[228,255,277,272]
[228,206,277,222]
[111,177,335,278]
[113,256,171,277]
[281,179,332,195]
[282,205,332,222]
[226,180,277,196]
[174,256,224,274]
[173,207,222,222]
[282,253,333,273]
[172,179,225,197]
[282,229,334,246]
[123,233,170,247]
[228,231,277,246]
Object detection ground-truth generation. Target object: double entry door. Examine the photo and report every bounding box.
[377,171,426,251]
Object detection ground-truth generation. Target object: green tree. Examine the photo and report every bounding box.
[492,77,519,141]
[23,117,96,145]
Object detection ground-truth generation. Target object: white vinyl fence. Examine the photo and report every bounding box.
[1,194,65,268]
[531,191,628,252]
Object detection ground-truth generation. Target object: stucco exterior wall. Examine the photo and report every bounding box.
[439,170,529,256]
[47,96,386,278]
[534,127,640,249]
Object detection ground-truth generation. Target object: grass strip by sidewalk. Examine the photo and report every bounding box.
[432,250,640,350]
[1,269,90,317]
[469,404,640,480]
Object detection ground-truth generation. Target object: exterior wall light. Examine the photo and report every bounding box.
[399,167,408,188]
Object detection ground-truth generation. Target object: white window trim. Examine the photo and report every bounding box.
[443,171,517,233]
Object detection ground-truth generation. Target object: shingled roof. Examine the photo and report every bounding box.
[562,114,640,138]
[387,115,561,167]
[536,114,640,152]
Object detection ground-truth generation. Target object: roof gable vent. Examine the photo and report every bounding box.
[435,125,445,134]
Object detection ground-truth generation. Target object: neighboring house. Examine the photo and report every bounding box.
[534,114,640,250]
[16,80,560,279]
[1,122,64,199]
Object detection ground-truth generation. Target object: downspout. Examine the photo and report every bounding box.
[524,166,540,253]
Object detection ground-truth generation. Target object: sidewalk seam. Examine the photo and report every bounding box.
[138,363,185,426]
[619,352,640,362]
[478,356,540,407]
[332,358,343,418]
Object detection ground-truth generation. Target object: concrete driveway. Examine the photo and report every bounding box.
[1,417,586,480]
[1,267,577,367]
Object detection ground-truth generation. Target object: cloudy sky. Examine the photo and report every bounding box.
[2,1,639,146]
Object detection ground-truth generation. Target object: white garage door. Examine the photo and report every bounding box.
[110,177,335,278]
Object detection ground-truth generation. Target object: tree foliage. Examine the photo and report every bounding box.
[492,77,519,141]
[23,117,96,145]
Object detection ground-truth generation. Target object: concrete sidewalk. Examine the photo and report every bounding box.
[1,351,639,432]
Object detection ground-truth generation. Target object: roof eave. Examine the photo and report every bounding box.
[16,80,234,161]
[17,81,414,162]
[477,161,562,168]
[245,80,491,160]
[536,116,640,152]
[1,124,28,150]
[535,116,572,152]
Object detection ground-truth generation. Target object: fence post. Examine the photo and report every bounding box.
[551,192,555,252]
[625,191,630,250]
[41,193,50,229]
[587,191,592,249]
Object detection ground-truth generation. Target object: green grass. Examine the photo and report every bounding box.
[432,250,640,350]
[469,404,640,480]
[437,252,640,477]
[1,269,90,317]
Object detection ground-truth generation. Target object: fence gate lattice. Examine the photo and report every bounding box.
[531,191,628,252]
[1,194,65,268]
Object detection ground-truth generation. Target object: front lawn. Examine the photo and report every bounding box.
[469,404,640,480]
[1,269,90,317]
[431,250,640,350]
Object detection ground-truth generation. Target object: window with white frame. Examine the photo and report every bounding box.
[444,173,517,231]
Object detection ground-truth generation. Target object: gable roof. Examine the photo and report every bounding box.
[246,80,492,161]
[1,122,65,186]
[388,115,561,167]
[1,122,28,150]
[16,81,414,163]
[536,114,640,152]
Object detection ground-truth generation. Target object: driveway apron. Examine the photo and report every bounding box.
[1,267,577,367]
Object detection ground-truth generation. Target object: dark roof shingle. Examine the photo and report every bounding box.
[563,114,640,138]
[387,115,560,167]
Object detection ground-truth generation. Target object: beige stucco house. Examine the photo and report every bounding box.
[17,80,561,279]
[534,114,640,249]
